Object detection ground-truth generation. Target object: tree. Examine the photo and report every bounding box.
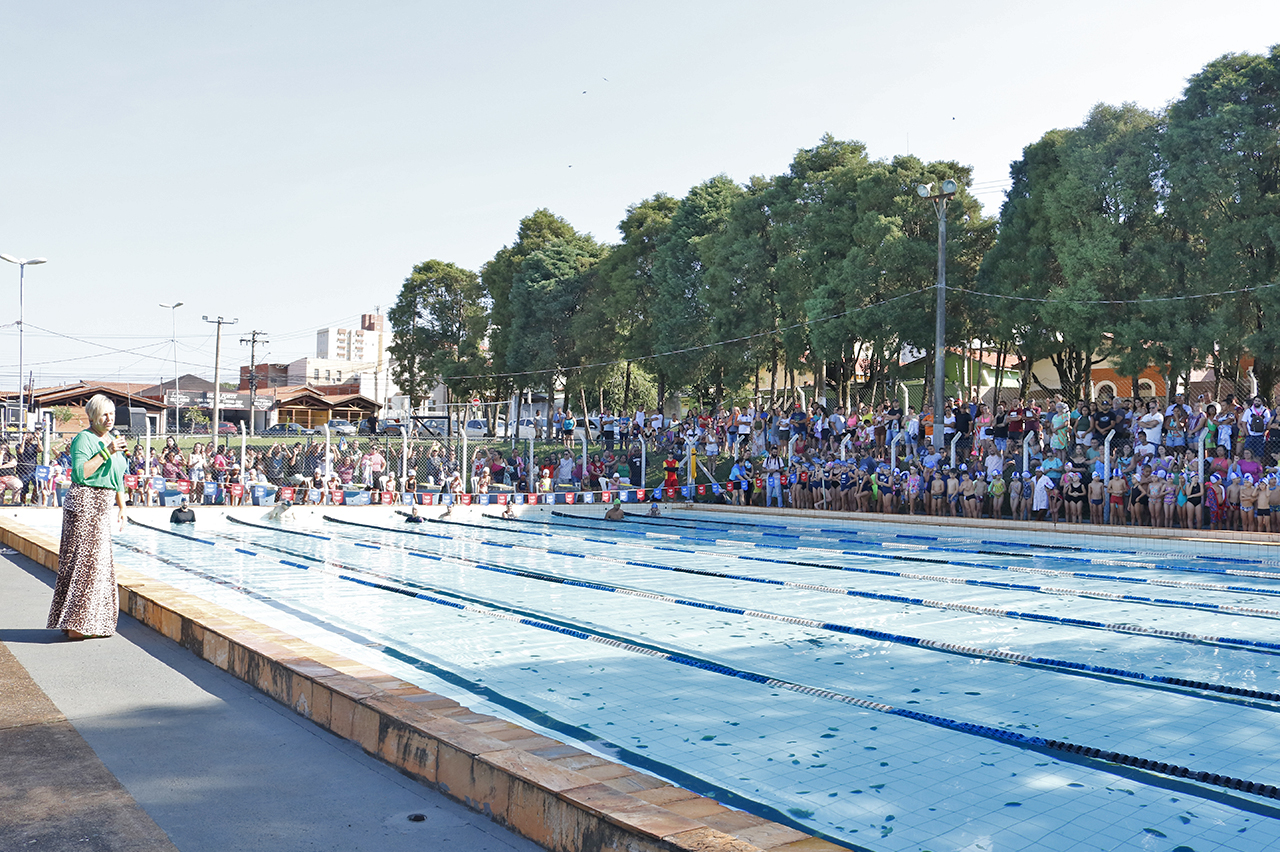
[651,175,745,407]
[1164,47,1280,397]
[387,259,487,415]
[582,194,678,410]
[505,231,608,409]
[481,210,580,402]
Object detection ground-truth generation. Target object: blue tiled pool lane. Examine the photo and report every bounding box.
[93,509,1280,851]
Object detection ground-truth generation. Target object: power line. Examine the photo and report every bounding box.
[950,282,1279,305]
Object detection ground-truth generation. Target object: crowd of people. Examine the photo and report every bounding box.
[628,391,1280,533]
[15,391,1280,533]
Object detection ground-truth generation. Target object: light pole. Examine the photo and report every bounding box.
[0,254,47,428]
[203,316,238,446]
[160,302,184,433]
[916,179,958,452]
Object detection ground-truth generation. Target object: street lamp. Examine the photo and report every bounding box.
[0,254,47,427]
[916,179,958,452]
[160,302,184,433]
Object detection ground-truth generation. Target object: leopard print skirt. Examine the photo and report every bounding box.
[46,485,119,636]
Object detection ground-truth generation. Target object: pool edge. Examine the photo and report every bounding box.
[0,513,835,852]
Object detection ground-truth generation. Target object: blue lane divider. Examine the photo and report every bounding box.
[318,514,1280,654]
[126,519,1280,802]
[631,509,1280,575]
[531,511,1280,594]
[304,518,1280,702]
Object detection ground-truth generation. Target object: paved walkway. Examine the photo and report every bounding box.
[0,548,543,852]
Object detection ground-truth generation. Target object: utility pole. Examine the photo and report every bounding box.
[240,329,269,436]
[203,316,238,444]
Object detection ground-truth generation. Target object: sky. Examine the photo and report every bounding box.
[1,1,1277,393]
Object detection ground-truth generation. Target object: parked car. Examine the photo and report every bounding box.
[463,418,492,438]
[512,417,535,439]
[414,416,449,437]
[325,419,356,435]
[378,419,415,436]
[192,421,240,435]
[261,422,316,437]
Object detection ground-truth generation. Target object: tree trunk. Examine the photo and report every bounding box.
[1257,361,1276,403]
[992,343,1007,408]
[769,347,778,403]
[623,361,632,412]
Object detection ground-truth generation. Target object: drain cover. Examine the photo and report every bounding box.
[407,813,426,823]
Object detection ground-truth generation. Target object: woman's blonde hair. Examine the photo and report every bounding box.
[85,394,114,424]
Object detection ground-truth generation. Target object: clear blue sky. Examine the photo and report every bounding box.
[2,1,1276,391]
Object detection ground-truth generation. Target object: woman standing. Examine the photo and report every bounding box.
[47,395,128,640]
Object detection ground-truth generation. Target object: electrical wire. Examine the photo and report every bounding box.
[950,282,1279,305]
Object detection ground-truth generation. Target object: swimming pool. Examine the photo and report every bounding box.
[38,507,1280,851]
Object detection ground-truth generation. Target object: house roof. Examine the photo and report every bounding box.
[5,381,169,411]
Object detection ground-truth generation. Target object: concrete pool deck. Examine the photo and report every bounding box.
[0,509,828,852]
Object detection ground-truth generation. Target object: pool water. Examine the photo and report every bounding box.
[43,507,1280,851]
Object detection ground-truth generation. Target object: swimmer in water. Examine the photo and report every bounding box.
[404,505,424,523]
[648,501,661,518]
[264,499,293,521]
[502,502,516,519]
[605,498,625,521]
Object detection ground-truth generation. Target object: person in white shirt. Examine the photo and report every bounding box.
[761,446,784,507]
[1032,467,1055,520]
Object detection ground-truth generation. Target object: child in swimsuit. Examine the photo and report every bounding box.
[1240,475,1258,533]
[1088,476,1105,526]
[1107,471,1128,525]
[1260,476,1277,534]
[989,475,1006,520]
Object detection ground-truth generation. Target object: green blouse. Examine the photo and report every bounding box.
[70,429,125,491]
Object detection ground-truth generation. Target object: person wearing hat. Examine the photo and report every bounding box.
[605,497,625,521]
[169,497,196,524]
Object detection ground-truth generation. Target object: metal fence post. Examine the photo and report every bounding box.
[1103,431,1115,524]
[465,432,476,491]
